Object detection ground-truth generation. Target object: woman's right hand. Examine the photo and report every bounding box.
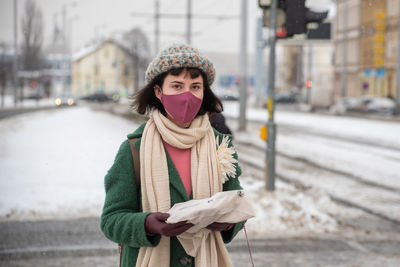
[145,212,193,236]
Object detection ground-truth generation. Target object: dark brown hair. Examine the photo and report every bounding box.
[131,67,223,116]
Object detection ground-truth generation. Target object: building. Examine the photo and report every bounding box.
[71,40,136,98]
[42,20,70,97]
[334,0,399,100]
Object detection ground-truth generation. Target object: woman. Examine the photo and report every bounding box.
[100,44,245,267]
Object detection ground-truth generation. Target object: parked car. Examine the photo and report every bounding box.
[218,94,238,101]
[55,93,78,107]
[275,92,296,103]
[81,92,120,103]
[363,97,397,115]
[329,97,359,115]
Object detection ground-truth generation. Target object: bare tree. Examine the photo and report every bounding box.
[21,0,43,71]
[0,43,13,108]
[123,28,151,92]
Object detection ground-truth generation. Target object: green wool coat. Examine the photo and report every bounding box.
[100,122,246,267]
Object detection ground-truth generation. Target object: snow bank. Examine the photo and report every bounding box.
[241,177,339,236]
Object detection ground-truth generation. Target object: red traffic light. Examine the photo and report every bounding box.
[31,80,37,88]
[306,80,312,88]
[276,27,287,38]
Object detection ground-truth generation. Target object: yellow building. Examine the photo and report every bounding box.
[72,40,135,97]
[334,0,399,99]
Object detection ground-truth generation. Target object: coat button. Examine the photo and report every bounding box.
[179,255,192,266]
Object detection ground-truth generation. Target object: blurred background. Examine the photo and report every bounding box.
[1,0,400,266]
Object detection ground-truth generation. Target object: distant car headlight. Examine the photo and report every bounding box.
[55,98,62,106]
[67,98,74,106]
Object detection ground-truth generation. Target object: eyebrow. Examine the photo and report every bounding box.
[170,81,203,85]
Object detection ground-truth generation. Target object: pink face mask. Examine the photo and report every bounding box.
[161,91,203,124]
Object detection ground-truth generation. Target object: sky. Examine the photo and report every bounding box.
[0,0,334,55]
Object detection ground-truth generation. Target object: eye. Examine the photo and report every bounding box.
[192,85,201,90]
[172,84,181,89]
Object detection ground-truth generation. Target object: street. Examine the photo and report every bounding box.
[1,217,400,267]
[1,104,400,266]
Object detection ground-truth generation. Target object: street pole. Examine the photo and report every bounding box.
[238,0,248,131]
[307,44,313,104]
[396,1,400,100]
[266,0,277,191]
[155,0,160,54]
[186,0,192,44]
[13,0,18,107]
[296,45,303,91]
[255,17,266,108]
[341,1,348,97]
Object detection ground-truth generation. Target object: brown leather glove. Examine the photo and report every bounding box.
[145,212,193,237]
[206,222,234,231]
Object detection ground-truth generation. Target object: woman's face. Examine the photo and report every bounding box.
[154,69,204,127]
[155,69,204,99]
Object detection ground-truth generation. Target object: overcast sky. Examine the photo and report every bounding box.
[0,0,334,55]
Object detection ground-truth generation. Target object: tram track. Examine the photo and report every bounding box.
[234,139,400,226]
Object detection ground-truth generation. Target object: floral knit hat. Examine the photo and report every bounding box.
[145,44,216,85]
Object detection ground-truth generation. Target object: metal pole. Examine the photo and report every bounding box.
[13,0,18,107]
[155,0,160,54]
[341,1,348,97]
[187,0,192,44]
[69,18,73,94]
[396,0,400,100]
[255,17,266,108]
[238,0,248,131]
[296,45,303,90]
[266,0,277,191]
[307,44,313,104]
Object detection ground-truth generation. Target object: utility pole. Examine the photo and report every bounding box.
[13,0,18,107]
[155,0,160,54]
[266,0,278,191]
[396,0,400,100]
[186,0,192,44]
[306,44,313,104]
[255,17,266,108]
[238,0,248,131]
[296,45,304,91]
[341,1,348,97]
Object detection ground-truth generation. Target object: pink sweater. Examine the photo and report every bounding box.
[162,140,192,197]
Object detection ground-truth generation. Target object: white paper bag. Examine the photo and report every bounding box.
[166,190,255,233]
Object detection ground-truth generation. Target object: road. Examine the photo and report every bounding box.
[1,217,400,267]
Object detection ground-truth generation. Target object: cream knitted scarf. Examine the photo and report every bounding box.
[135,110,232,267]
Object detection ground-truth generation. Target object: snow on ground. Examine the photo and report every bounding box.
[0,106,344,236]
[277,132,400,190]
[1,95,55,109]
[223,102,400,149]
[0,106,139,221]
[240,176,343,237]
[225,101,400,193]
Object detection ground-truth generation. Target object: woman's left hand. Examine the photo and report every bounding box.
[206,222,234,231]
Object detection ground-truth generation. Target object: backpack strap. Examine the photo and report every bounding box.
[128,137,140,187]
[119,137,141,265]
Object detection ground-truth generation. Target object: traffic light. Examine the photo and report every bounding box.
[285,0,329,37]
[259,0,329,38]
